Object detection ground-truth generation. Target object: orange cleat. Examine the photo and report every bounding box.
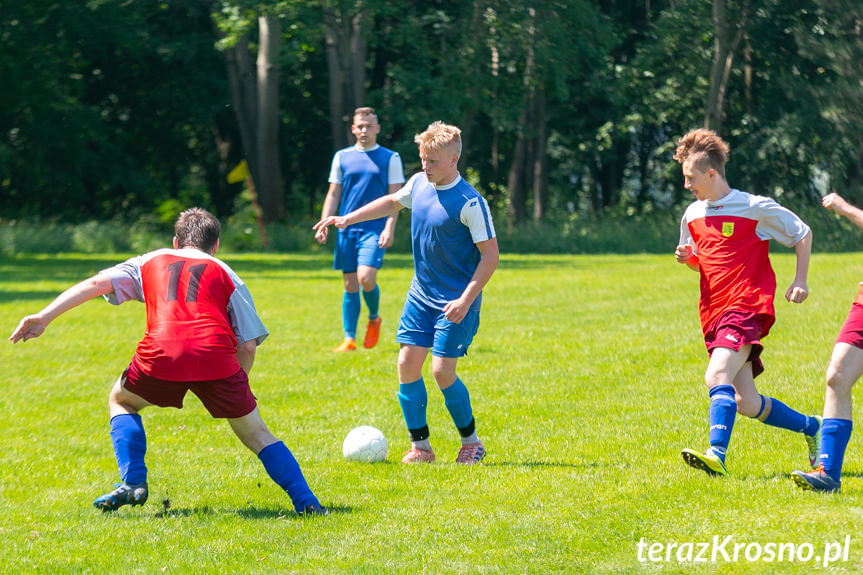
[333,337,357,352]
[363,317,382,349]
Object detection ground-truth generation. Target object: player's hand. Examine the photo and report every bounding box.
[9,315,48,343]
[314,225,328,244]
[785,281,809,304]
[675,244,693,264]
[378,229,394,248]
[313,216,348,235]
[822,193,850,214]
[442,298,470,324]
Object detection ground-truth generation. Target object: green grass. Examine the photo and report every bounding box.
[2,252,863,573]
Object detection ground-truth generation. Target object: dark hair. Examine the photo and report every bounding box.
[174,208,220,253]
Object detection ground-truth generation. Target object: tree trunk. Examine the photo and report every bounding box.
[323,1,368,151]
[532,87,547,222]
[256,14,284,222]
[705,0,746,133]
[225,34,258,184]
[507,109,528,232]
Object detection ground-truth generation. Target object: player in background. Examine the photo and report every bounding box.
[792,193,863,491]
[316,107,406,352]
[673,128,820,477]
[9,208,327,515]
[314,121,498,465]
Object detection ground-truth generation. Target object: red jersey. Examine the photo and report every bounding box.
[679,189,810,335]
[102,249,268,381]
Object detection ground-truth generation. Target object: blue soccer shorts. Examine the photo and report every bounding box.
[334,229,385,273]
[396,291,480,358]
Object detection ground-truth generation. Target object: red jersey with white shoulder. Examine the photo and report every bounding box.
[679,189,810,335]
[101,248,268,381]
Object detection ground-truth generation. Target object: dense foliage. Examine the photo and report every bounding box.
[1,0,861,235]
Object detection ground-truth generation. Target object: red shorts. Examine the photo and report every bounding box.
[123,362,257,419]
[836,303,863,349]
[704,310,769,379]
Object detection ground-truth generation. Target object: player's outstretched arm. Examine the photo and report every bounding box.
[786,229,812,303]
[9,273,114,343]
[443,238,499,324]
[675,244,699,271]
[313,194,404,235]
[823,193,863,230]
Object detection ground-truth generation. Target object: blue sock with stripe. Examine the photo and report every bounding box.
[258,441,319,513]
[757,396,819,435]
[820,418,853,482]
[109,413,148,485]
[441,378,474,431]
[398,378,428,438]
[362,285,380,320]
[342,291,360,339]
[708,385,736,463]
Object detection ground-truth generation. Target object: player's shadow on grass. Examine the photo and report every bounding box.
[153,504,353,519]
[484,460,586,469]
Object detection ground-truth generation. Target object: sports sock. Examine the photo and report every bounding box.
[441,378,474,434]
[398,378,428,440]
[362,285,380,320]
[342,291,361,339]
[707,385,736,463]
[411,438,432,451]
[109,413,148,485]
[258,441,319,513]
[819,418,853,482]
[756,396,819,435]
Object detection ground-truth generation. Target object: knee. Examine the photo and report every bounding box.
[358,273,376,292]
[826,365,856,397]
[736,395,762,418]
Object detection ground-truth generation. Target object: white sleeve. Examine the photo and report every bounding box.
[679,213,696,254]
[459,196,496,242]
[388,152,406,185]
[394,173,421,208]
[101,256,145,305]
[328,151,343,184]
[227,284,269,346]
[753,197,811,247]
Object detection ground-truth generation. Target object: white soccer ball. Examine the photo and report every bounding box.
[342,425,388,463]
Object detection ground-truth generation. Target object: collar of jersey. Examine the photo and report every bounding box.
[432,173,462,191]
[354,143,380,152]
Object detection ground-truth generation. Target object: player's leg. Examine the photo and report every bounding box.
[94,371,155,511]
[431,308,484,464]
[356,230,385,348]
[333,231,359,352]
[681,346,750,476]
[733,356,821,469]
[793,342,863,491]
[228,408,327,515]
[397,344,435,463]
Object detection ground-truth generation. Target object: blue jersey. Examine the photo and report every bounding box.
[394,173,496,311]
[329,145,405,234]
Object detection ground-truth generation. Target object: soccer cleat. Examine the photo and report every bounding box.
[363,317,382,349]
[805,415,822,469]
[401,447,435,464]
[681,448,727,477]
[455,441,486,465]
[298,503,330,517]
[791,465,841,492]
[333,337,357,352]
[93,482,149,512]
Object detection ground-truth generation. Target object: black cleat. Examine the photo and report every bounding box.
[93,482,149,512]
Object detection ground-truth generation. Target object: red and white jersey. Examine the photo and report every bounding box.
[101,248,268,381]
[679,189,810,334]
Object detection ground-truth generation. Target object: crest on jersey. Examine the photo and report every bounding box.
[721,222,734,237]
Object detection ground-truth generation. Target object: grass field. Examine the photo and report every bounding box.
[2,251,863,573]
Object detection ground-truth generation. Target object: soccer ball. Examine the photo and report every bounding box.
[342,425,388,463]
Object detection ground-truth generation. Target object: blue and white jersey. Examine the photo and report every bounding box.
[394,172,496,311]
[329,144,405,235]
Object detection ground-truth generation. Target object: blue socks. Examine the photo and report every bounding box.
[708,385,736,462]
[820,419,853,482]
[258,441,319,513]
[757,396,819,435]
[442,378,473,430]
[362,285,380,320]
[342,291,361,339]
[398,378,428,440]
[110,413,148,485]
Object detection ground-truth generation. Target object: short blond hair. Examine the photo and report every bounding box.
[673,128,729,177]
[414,121,462,158]
[353,107,378,124]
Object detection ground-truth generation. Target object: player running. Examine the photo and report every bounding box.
[10,208,327,515]
[792,193,863,492]
[673,128,820,477]
[314,121,498,465]
[316,107,406,352]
